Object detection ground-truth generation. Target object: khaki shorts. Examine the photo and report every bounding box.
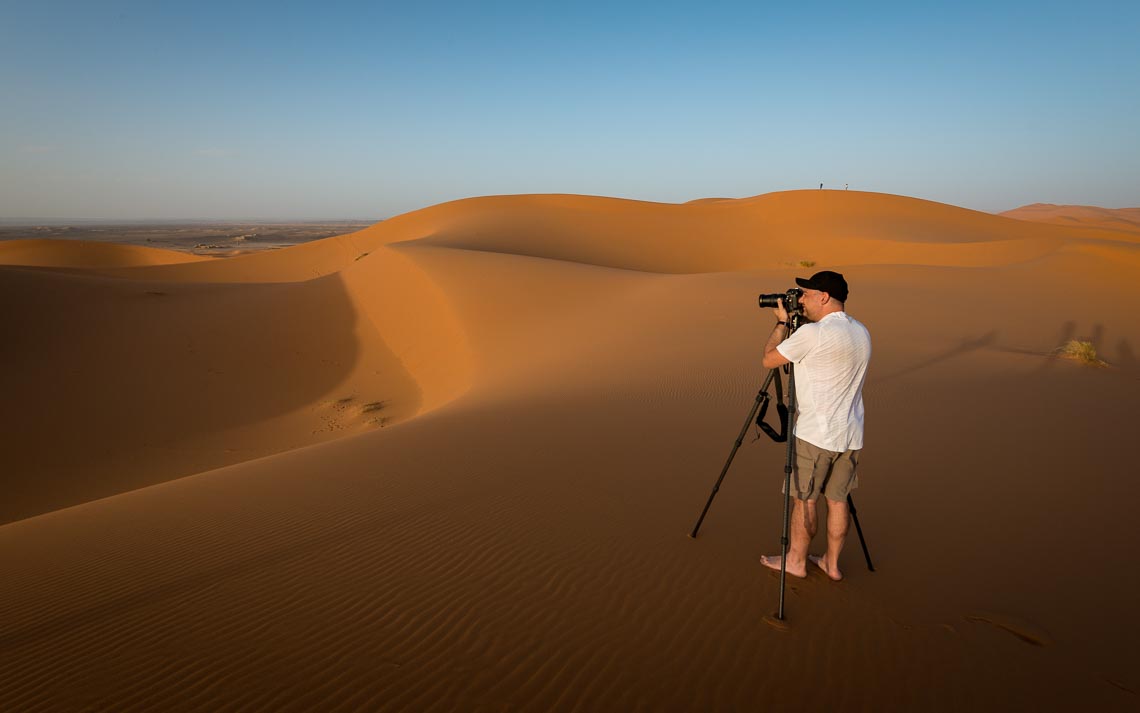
[781,437,860,502]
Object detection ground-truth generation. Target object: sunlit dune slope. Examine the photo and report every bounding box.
[1001,203,1140,237]
[342,189,1137,272]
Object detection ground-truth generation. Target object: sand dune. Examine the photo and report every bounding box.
[1001,203,1140,237]
[372,191,1076,272]
[0,238,211,268]
[1,190,1138,710]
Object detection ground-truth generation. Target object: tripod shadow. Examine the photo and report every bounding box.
[1033,322,1139,373]
[1091,323,1105,352]
[872,331,998,384]
[1116,339,1137,371]
[1031,321,1077,373]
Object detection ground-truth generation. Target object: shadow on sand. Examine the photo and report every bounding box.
[871,330,998,384]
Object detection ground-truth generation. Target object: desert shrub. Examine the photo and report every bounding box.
[1057,340,1107,367]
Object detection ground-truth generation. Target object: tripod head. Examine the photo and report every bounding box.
[759,287,805,326]
[786,311,807,335]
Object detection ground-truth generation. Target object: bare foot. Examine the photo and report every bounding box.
[760,554,807,578]
[809,554,843,581]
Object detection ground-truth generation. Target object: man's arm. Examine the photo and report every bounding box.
[762,298,792,369]
[762,322,791,368]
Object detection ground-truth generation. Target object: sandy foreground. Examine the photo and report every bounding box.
[1,190,1138,711]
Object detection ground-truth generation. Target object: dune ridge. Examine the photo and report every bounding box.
[372,191,1087,272]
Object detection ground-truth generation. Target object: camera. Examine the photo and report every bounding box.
[758,287,804,316]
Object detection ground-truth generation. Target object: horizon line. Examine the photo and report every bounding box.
[0,217,385,226]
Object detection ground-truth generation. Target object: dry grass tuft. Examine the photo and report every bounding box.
[799,260,816,268]
[1056,340,1107,367]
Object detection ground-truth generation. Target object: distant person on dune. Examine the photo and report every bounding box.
[759,271,871,581]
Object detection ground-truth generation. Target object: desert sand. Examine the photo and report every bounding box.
[1000,203,1140,237]
[0,221,379,259]
[1,190,1138,711]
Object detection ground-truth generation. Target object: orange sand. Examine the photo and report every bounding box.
[1,190,1138,710]
[1001,203,1140,238]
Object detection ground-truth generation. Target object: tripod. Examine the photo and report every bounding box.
[690,350,874,621]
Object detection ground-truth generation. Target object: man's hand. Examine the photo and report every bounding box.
[772,297,789,323]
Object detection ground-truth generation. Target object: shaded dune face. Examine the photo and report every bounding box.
[1,189,1135,525]
[0,268,421,523]
[0,242,472,524]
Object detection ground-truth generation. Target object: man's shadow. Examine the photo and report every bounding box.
[872,331,998,384]
[862,322,1131,384]
[1115,338,1137,371]
[1091,323,1105,352]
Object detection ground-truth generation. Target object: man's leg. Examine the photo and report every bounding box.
[761,497,817,577]
[809,497,849,581]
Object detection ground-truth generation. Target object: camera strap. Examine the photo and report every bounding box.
[755,367,789,443]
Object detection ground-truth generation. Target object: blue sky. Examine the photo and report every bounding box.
[2,0,1137,219]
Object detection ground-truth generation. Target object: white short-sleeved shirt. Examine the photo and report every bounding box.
[775,312,871,452]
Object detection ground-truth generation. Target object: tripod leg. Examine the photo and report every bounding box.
[776,481,792,620]
[846,495,875,572]
[777,366,797,620]
[689,370,777,538]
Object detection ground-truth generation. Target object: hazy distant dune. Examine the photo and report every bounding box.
[0,238,210,268]
[1000,203,1140,237]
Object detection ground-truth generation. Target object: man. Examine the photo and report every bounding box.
[759,271,871,581]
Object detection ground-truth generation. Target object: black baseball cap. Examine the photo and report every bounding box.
[795,270,848,302]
